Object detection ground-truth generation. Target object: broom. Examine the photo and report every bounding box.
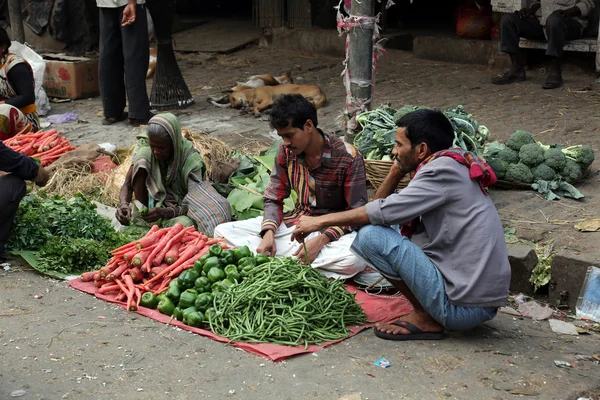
[146,0,194,110]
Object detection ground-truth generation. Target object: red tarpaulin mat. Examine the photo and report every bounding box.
[68,279,412,361]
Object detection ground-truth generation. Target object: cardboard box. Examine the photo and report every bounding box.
[43,54,99,99]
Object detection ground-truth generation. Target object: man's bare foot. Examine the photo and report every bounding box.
[375,311,444,336]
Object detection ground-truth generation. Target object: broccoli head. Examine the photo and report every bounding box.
[532,164,556,181]
[507,130,535,151]
[497,147,519,164]
[519,143,545,167]
[563,145,595,169]
[560,159,582,182]
[505,163,534,184]
[543,148,566,171]
[488,158,508,180]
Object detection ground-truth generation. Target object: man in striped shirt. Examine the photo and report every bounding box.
[214,94,368,279]
[492,0,595,89]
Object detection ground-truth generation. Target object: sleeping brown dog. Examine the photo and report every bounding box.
[229,84,326,116]
[231,72,293,92]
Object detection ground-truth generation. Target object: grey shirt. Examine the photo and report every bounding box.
[533,0,595,31]
[365,157,511,308]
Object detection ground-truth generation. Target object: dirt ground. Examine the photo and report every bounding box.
[1,43,600,399]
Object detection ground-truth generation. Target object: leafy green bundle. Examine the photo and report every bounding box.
[7,193,136,274]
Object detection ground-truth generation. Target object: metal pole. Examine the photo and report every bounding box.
[345,0,374,143]
[8,0,25,43]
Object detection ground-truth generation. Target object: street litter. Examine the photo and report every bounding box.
[374,358,391,368]
[518,301,554,320]
[549,319,579,336]
[46,112,79,124]
[554,360,574,368]
[576,266,600,323]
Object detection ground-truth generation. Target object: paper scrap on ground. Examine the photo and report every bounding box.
[574,219,600,232]
[549,319,579,336]
[518,301,554,320]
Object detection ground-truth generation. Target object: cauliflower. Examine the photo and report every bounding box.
[532,164,556,181]
[488,158,508,180]
[507,130,535,151]
[563,145,595,169]
[543,148,566,171]
[497,147,519,164]
[560,159,582,182]
[519,143,545,167]
[505,163,534,184]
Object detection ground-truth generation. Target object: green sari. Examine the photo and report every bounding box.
[132,113,205,209]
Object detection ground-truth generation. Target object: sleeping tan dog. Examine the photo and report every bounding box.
[229,84,327,115]
[231,72,293,92]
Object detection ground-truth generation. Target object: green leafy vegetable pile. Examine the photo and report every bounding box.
[353,104,490,160]
[7,193,138,275]
[224,142,296,221]
[485,130,594,200]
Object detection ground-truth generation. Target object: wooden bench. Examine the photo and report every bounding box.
[492,0,600,72]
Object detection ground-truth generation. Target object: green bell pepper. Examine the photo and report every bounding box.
[233,245,252,261]
[165,283,181,305]
[178,270,199,291]
[224,264,241,282]
[204,308,216,323]
[178,289,198,309]
[202,256,221,275]
[221,250,236,266]
[207,267,225,283]
[156,293,168,303]
[185,310,204,328]
[237,256,256,269]
[157,297,175,316]
[209,244,223,257]
[255,254,270,266]
[139,292,159,309]
[182,306,197,324]
[194,276,211,293]
[172,307,184,321]
[194,293,213,312]
[240,264,255,278]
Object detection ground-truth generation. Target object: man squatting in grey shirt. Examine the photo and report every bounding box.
[292,109,511,341]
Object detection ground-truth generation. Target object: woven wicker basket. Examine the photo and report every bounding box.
[364,159,411,190]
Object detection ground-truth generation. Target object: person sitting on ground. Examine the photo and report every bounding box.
[0,140,49,256]
[214,94,369,280]
[492,0,595,89]
[115,113,231,235]
[0,27,40,139]
[291,109,511,340]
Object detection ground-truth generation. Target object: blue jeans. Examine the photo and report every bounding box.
[351,225,498,331]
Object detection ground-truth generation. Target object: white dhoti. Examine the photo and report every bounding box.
[213,217,366,280]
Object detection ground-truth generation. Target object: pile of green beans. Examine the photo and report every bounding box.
[209,257,366,347]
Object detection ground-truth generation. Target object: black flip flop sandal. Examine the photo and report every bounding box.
[374,320,445,341]
[542,74,563,90]
[102,112,128,125]
[491,70,526,85]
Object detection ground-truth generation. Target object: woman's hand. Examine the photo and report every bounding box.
[141,208,172,223]
[116,203,132,225]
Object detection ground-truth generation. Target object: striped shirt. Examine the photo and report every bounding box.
[261,131,368,241]
[533,0,595,30]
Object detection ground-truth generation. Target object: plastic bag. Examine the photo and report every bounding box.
[9,41,51,116]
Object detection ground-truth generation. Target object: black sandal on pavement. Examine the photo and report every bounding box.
[542,73,563,90]
[491,70,526,85]
[101,112,128,125]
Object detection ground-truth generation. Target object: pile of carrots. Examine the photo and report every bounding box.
[80,222,223,312]
[4,124,75,166]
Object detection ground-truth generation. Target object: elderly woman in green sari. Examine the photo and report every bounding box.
[116,113,231,234]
